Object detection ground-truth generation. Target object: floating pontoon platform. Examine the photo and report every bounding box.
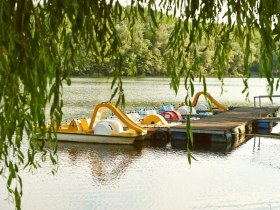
[170,107,279,143]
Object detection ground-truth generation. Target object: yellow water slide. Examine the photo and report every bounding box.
[88,103,147,134]
[192,91,228,111]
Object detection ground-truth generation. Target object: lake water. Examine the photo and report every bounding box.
[1,78,280,210]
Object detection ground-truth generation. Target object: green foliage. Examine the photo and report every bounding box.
[73,9,273,81]
[77,14,173,77]
[1,0,280,209]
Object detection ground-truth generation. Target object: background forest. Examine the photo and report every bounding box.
[73,15,278,78]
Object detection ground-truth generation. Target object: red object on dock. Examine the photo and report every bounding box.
[161,110,182,121]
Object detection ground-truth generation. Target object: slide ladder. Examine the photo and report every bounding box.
[192,92,228,111]
[88,103,147,134]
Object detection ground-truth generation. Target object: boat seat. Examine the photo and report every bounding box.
[80,118,90,131]
[68,119,83,131]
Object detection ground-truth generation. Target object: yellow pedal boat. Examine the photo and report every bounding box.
[45,103,147,145]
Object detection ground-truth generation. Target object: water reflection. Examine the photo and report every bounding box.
[170,134,253,154]
[252,137,261,152]
[56,136,242,186]
[250,136,280,172]
[55,134,251,184]
[171,139,232,154]
[58,142,144,184]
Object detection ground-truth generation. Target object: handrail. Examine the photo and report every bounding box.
[254,95,280,108]
[192,91,228,111]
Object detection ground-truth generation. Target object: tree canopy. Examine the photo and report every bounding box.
[1,0,280,209]
[72,15,267,78]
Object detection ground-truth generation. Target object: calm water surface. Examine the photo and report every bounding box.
[1,78,280,210]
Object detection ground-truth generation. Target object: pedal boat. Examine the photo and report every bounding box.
[46,103,147,145]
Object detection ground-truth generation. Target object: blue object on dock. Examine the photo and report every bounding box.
[256,121,271,128]
[157,105,174,114]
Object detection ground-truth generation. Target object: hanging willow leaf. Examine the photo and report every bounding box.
[186,115,193,145]
[110,87,119,102]
[276,79,280,91]
[187,144,192,164]
[15,187,21,210]
[203,76,207,93]
[138,3,146,21]
[149,9,158,28]
[242,79,249,94]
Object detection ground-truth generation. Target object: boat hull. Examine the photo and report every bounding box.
[55,132,136,145]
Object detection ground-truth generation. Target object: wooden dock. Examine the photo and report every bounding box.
[170,107,279,143]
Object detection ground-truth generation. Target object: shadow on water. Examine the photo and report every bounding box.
[171,139,232,154]
[170,134,253,154]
